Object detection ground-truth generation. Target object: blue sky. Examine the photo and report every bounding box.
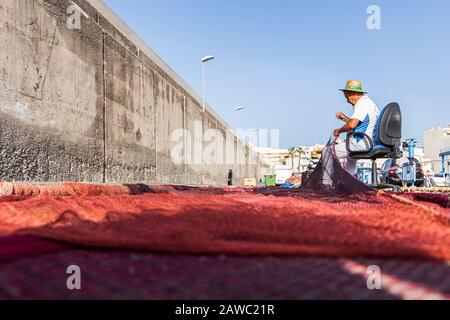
[105,0,450,148]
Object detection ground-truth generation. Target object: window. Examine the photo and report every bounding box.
[381,160,391,171]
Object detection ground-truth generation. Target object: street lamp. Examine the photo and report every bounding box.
[201,55,215,112]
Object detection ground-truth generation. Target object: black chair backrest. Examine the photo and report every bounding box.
[376,103,402,147]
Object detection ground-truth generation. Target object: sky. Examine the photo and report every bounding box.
[105,0,450,148]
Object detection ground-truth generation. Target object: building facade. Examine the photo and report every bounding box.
[256,145,324,176]
[424,126,450,173]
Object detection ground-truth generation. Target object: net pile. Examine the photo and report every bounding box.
[300,142,374,194]
[0,144,449,261]
[0,182,254,197]
[0,187,449,260]
[401,193,450,209]
[0,182,168,197]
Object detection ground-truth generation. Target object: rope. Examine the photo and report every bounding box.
[379,190,449,221]
[400,187,450,194]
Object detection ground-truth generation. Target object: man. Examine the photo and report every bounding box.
[333,80,380,173]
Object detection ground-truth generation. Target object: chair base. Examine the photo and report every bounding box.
[369,183,401,191]
[367,159,401,191]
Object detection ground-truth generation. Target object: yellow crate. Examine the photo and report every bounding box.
[244,178,257,187]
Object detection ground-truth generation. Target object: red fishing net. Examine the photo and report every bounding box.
[410,193,450,208]
[0,144,449,262]
[0,186,449,260]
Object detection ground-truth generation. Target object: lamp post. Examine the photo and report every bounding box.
[201,55,215,112]
[233,106,246,136]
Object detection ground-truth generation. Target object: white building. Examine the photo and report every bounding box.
[424,126,450,173]
[255,145,324,176]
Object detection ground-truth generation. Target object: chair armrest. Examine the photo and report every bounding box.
[346,132,374,154]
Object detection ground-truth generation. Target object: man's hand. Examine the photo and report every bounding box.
[333,129,341,138]
[336,112,349,122]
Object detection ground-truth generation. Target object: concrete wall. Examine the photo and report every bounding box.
[0,0,268,185]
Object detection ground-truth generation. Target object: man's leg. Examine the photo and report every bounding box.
[334,142,357,173]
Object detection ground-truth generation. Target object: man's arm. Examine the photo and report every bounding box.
[336,112,350,123]
[333,119,360,138]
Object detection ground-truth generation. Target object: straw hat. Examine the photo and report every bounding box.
[339,80,367,93]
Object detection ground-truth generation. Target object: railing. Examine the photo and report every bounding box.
[439,148,450,157]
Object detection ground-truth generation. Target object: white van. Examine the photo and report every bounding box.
[274,166,293,185]
[432,172,450,187]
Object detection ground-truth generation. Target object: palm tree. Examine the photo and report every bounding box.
[296,147,304,173]
[288,147,295,170]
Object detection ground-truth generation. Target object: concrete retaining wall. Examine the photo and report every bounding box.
[0,0,268,185]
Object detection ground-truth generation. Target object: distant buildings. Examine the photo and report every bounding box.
[255,145,324,176]
[424,126,450,172]
[257,127,450,182]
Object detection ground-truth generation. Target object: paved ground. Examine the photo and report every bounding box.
[1,249,449,300]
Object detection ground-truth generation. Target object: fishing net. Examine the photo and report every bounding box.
[0,143,449,262]
[0,185,449,260]
[300,142,374,194]
[403,193,450,209]
[0,235,68,263]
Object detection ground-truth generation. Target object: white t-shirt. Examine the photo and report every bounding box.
[351,95,380,143]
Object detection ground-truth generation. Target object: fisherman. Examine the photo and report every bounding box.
[333,80,380,173]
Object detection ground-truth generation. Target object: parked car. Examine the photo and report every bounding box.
[379,158,424,187]
[357,167,373,185]
[432,172,450,187]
